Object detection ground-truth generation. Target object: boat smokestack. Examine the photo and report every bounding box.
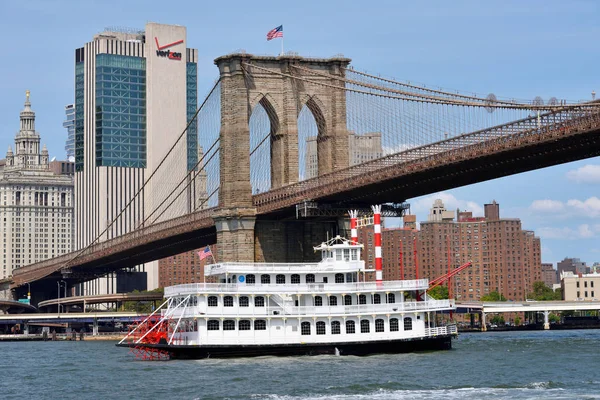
[372,205,383,286]
[349,210,359,244]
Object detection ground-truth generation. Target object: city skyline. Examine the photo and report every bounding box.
[1,1,599,266]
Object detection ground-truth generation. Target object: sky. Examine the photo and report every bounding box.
[1,0,600,267]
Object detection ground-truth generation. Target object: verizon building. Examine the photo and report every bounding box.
[74,23,198,293]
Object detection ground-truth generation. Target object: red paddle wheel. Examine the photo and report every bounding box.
[124,315,171,361]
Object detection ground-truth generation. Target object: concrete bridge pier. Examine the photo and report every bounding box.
[481,312,487,332]
[543,310,550,330]
[24,323,29,335]
[92,318,99,336]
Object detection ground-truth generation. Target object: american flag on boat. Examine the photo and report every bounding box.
[198,246,213,261]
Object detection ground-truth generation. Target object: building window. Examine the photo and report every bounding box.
[346,320,355,334]
[585,281,588,288]
[239,320,251,331]
[224,296,233,307]
[301,321,311,335]
[246,274,255,285]
[375,318,384,333]
[255,296,265,307]
[276,274,286,284]
[316,321,326,335]
[335,273,344,283]
[223,320,235,331]
[360,319,370,333]
[208,296,218,307]
[387,293,396,303]
[585,291,588,297]
[329,296,338,306]
[239,296,249,307]
[592,291,595,298]
[404,317,413,331]
[373,294,381,304]
[261,274,271,284]
[306,274,315,283]
[390,318,399,332]
[254,320,266,330]
[291,274,300,284]
[577,282,580,288]
[359,294,366,305]
[331,321,341,334]
[207,320,219,331]
[314,296,323,306]
[344,295,352,305]
[577,291,581,298]
[592,281,595,288]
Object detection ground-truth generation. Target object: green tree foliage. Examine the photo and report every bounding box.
[428,285,449,300]
[514,316,522,326]
[549,313,561,323]
[490,315,505,325]
[480,291,507,302]
[122,288,165,313]
[527,281,562,301]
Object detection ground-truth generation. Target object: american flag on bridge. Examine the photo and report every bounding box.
[267,25,283,41]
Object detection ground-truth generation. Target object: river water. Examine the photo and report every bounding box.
[3,330,599,399]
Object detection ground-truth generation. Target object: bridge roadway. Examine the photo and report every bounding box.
[0,299,37,313]
[37,293,164,310]
[10,106,600,289]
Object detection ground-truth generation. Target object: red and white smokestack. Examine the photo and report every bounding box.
[349,210,359,244]
[372,205,383,285]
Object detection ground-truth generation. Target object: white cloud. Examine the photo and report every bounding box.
[537,224,600,240]
[529,199,564,213]
[566,197,600,217]
[566,164,600,184]
[411,192,484,217]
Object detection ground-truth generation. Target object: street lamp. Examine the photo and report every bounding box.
[57,281,61,315]
[25,282,31,305]
[60,280,67,313]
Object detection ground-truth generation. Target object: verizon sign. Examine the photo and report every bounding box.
[155,37,183,60]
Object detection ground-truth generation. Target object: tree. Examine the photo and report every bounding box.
[527,281,562,301]
[481,291,507,302]
[490,315,505,325]
[428,286,449,300]
[514,316,522,326]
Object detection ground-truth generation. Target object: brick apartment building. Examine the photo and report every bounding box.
[357,200,542,301]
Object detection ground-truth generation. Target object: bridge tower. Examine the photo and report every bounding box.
[214,53,352,262]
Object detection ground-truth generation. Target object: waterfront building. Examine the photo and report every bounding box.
[561,271,600,301]
[63,104,75,161]
[557,257,589,276]
[74,23,198,293]
[357,200,542,301]
[0,92,74,279]
[541,263,558,287]
[305,132,382,179]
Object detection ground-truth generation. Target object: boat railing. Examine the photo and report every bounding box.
[164,279,430,297]
[205,261,365,275]
[169,299,455,318]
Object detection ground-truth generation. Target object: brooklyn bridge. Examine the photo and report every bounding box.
[8,52,600,302]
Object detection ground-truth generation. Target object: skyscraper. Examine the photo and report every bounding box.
[63,104,75,161]
[74,23,198,293]
[0,92,74,278]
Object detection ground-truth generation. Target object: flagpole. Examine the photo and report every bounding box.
[281,35,284,56]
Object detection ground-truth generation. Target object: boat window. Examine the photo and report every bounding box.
[314,296,323,306]
[335,250,342,261]
[344,295,352,305]
[329,296,338,306]
[316,321,326,335]
[359,294,366,305]
[306,274,315,283]
[254,320,266,330]
[373,294,381,304]
[331,321,341,335]
[301,321,311,335]
[404,317,413,331]
[223,320,235,331]
[343,249,350,261]
[351,249,358,261]
[208,296,218,307]
[207,320,220,331]
[224,296,234,307]
[360,320,370,333]
[328,251,333,259]
[345,272,355,283]
[335,273,344,283]
[239,320,251,331]
[276,274,286,284]
[291,274,300,284]
[261,274,271,284]
[390,318,399,332]
[346,320,355,334]
[246,274,255,285]
[375,318,385,333]
[387,293,396,304]
[239,296,249,307]
[255,296,265,307]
